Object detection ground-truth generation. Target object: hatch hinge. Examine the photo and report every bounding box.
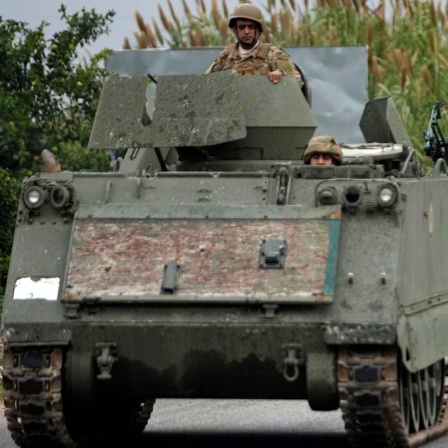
[273,166,291,205]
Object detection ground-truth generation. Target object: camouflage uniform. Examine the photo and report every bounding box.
[207,41,304,88]
[304,136,343,165]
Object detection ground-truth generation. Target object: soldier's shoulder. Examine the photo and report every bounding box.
[216,48,228,59]
[268,44,291,56]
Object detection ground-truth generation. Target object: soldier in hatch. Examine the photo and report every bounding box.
[206,3,303,87]
[304,136,343,166]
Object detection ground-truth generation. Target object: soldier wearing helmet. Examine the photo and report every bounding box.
[206,3,303,87]
[304,136,343,166]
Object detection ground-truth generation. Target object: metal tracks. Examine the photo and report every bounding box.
[3,346,76,447]
[338,346,448,448]
[2,345,154,447]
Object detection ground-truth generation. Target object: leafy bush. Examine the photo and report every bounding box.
[0,170,20,312]
[0,5,115,301]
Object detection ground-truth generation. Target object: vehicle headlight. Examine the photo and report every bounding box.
[378,185,398,208]
[23,186,47,209]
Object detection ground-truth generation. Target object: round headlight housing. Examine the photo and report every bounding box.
[23,186,47,209]
[378,185,398,208]
[343,186,362,207]
[50,185,72,209]
[318,187,338,205]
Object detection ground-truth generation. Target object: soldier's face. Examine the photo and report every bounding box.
[310,153,334,166]
[234,19,260,49]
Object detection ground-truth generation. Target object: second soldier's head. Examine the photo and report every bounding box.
[304,136,343,166]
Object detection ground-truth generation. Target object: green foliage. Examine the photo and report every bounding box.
[0,5,114,298]
[0,6,114,176]
[0,169,20,311]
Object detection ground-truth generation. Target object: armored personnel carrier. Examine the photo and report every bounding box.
[2,69,448,448]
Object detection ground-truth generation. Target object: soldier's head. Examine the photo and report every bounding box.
[229,3,263,49]
[304,136,343,166]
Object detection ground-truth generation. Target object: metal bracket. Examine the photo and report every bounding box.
[262,304,279,319]
[64,303,80,319]
[161,261,181,294]
[95,342,118,380]
[259,238,287,269]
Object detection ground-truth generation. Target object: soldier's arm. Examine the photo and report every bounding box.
[270,47,304,88]
[286,62,304,88]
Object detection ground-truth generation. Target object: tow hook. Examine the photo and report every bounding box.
[95,342,118,380]
[282,343,304,382]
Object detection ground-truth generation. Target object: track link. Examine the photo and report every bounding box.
[2,346,75,447]
[338,346,448,448]
[2,345,154,447]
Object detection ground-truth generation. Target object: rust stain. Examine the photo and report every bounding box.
[331,207,341,220]
[62,291,74,301]
[315,293,331,302]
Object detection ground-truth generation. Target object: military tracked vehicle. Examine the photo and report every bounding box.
[2,68,448,448]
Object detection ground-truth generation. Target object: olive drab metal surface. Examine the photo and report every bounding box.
[88,74,154,149]
[359,96,413,145]
[148,72,317,156]
[89,71,317,159]
[2,47,448,448]
[150,73,247,147]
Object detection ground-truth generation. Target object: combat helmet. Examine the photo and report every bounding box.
[304,136,343,165]
[228,3,264,32]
